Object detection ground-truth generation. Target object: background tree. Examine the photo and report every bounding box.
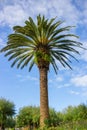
[32,106,40,128]
[61,103,87,123]
[5,117,16,129]
[17,106,39,129]
[0,98,15,130]
[77,103,87,120]
[1,14,83,128]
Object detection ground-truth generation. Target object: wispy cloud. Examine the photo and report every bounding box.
[69,90,80,95]
[79,41,87,62]
[71,75,87,87]
[55,76,63,82]
[0,38,5,48]
[82,91,87,97]
[0,4,28,27]
[0,0,87,27]
[69,88,87,97]
[57,83,70,89]
[16,74,38,82]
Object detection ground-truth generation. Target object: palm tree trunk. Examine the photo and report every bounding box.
[39,68,49,128]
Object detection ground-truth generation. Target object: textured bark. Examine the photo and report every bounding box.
[39,68,49,128]
[0,125,5,130]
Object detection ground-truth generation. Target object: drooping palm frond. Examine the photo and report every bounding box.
[1,14,83,73]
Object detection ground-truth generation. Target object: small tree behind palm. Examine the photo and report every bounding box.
[1,15,83,128]
[0,98,15,130]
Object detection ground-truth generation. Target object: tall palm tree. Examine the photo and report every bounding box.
[1,15,83,128]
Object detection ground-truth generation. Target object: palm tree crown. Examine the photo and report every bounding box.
[1,15,82,73]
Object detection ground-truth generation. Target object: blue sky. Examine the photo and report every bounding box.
[0,0,87,113]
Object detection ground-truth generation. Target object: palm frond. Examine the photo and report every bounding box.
[51,26,75,38]
[20,55,33,69]
[29,60,35,71]
[46,20,63,39]
[50,56,59,74]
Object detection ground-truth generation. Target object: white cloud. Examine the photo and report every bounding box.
[48,79,53,83]
[69,90,80,95]
[56,77,63,82]
[72,40,87,62]
[0,0,86,27]
[71,75,87,87]
[64,83,70,87]
[16,74,22,78]
[57,84,70,89]
[82,91,87,97]
[73,0,87,26]
[16,74,38,82]
[79,41,87,62]
[0,38,5,48]
[57,85,64,89]
[0,0,87,31]
[0,5,28,27]
[81,50,87,62]
[79,2,87,25]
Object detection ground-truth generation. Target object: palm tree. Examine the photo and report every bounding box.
[1,15,83,128]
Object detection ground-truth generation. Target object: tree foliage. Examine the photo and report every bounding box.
[17,106,40,129]
[63,103,87,122]
[0,98,15,130]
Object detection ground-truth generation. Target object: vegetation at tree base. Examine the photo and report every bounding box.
[1,14,83,128]
[16,103,87,130]
[0,97,87,130]
[0,98,15,130]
